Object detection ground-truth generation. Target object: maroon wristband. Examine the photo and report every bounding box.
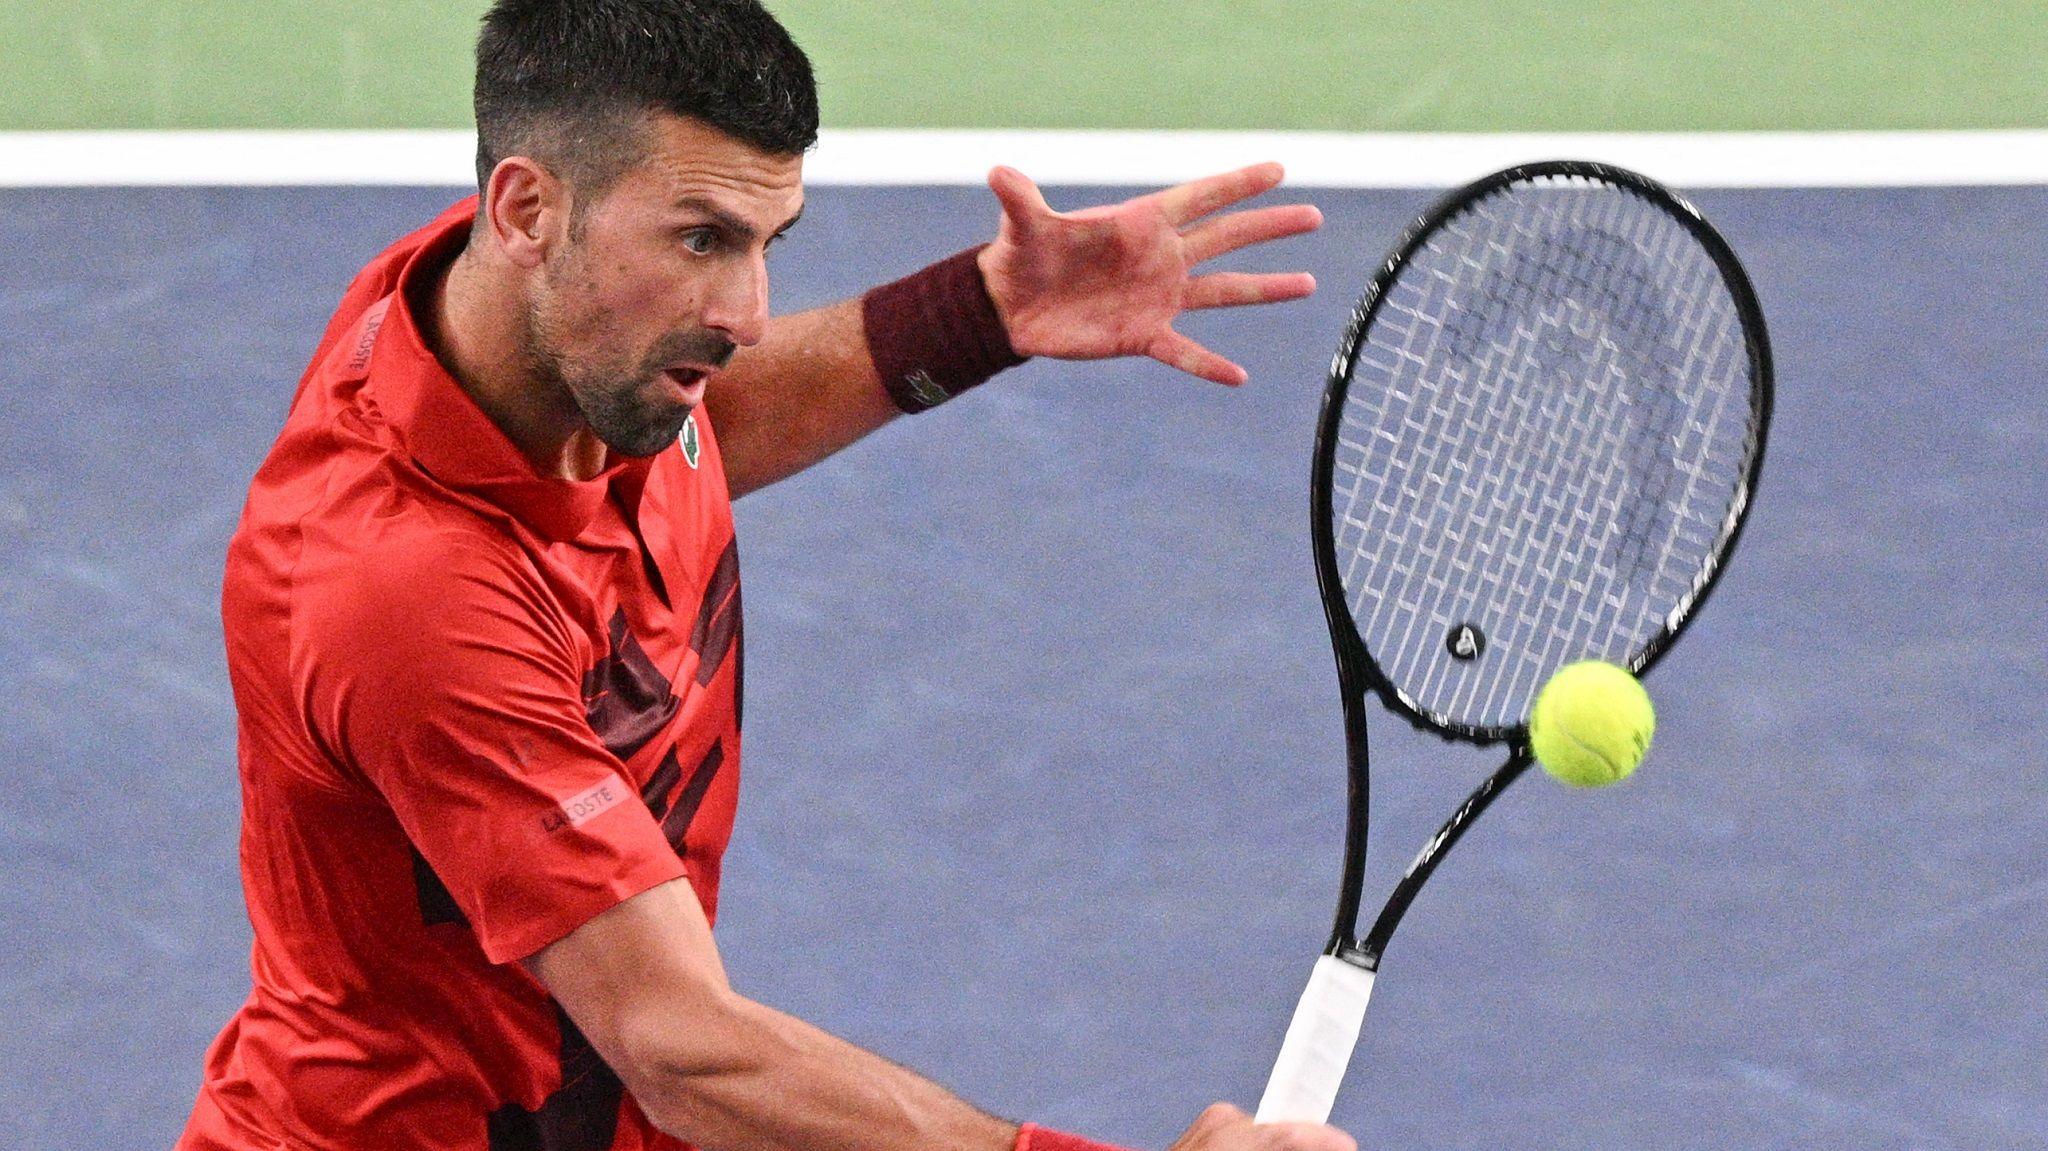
[860,244,1026,414]
[1016,1124,1141,1151]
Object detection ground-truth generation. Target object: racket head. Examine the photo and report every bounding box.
[1312,160,1772,746]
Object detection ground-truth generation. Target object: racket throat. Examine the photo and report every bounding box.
[1326,939,1380,971]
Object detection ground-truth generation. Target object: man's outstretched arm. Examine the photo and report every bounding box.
[702,295,896,500]
[528,877,1011,1151]
[529,877,1356,1151]
[706,163,1321,499]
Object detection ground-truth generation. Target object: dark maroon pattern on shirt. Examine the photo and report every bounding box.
[688,540,740,689]
[583,610,679,763]
[485,1008,622,1151]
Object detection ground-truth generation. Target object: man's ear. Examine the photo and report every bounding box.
[482,156,566,270]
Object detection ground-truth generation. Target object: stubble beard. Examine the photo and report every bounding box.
[522,267,734,461]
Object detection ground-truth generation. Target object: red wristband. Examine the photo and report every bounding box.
[860,245,1026,413]
[1017,1123,1142,1151]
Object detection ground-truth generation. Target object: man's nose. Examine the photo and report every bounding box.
[703,254,769,348]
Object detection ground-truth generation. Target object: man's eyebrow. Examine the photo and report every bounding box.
[672,197,804,243]
[673,198,758,241]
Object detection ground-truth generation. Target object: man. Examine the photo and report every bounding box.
[179,2,1340,1150]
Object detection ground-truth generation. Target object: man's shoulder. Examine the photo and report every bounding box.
[311,514,544,618]
[290,517,582,690]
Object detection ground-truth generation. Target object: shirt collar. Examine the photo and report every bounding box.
[366,201,654,544]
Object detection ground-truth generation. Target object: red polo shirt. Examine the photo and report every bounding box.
[181,199,744,1151]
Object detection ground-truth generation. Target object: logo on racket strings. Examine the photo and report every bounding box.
[1446,624,1485,661]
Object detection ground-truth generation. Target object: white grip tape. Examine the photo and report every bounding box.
[1254,955,1376,1124]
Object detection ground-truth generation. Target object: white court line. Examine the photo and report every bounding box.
[1,129,2045,188]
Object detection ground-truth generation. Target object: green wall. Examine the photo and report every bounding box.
[5,1,2043,131]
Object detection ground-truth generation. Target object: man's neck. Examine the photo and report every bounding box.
[422,244,610,482]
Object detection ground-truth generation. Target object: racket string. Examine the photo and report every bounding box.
[1328,178,1758,731]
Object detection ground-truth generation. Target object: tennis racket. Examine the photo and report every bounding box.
[1253,160,1772,1124]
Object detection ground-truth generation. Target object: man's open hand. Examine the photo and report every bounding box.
[1169,1103,1355,1151]
[976,163,1323,386]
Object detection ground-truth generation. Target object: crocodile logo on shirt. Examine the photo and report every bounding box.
[680,413,701,469]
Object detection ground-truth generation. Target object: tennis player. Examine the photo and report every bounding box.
[176,2,1336,1150]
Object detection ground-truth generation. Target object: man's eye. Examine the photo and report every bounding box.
[681,229,717,254]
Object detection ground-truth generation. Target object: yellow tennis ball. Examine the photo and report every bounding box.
[1528,661,1655,788]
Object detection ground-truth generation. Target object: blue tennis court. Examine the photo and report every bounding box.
[3,182,2044,1149]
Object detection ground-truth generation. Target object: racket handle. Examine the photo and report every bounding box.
[1254,954,1376,1124]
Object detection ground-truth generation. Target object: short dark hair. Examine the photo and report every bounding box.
[473,0,819,197]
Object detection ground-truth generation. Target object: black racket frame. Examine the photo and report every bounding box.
[1309,160,1775,968]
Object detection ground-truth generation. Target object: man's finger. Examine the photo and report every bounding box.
[1147,329,1248,386]
[1182,203,1324,264]
[987,165,1055,233]
[1191,1102,1248,1132]
[1154,161,1286,227]
[1184,271,1318,310]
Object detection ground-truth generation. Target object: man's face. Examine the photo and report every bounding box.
[524,115,805,458]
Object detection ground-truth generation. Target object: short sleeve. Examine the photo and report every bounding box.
[295,529,685,963]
